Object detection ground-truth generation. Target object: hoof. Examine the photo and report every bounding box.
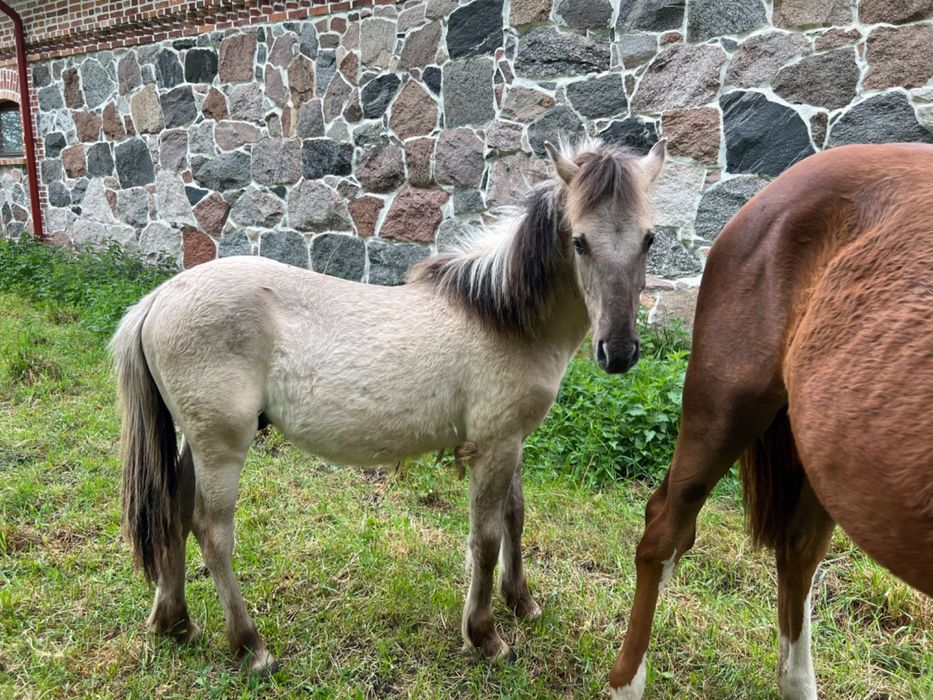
[172,619,203,644]
[514,598,542,620]
[245,648,280,675]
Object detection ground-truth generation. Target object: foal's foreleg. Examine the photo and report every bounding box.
[463,439,522,661]
[498,459,541,619]
[775,479,833,700]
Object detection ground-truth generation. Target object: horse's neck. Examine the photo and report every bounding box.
[533,273,591,359]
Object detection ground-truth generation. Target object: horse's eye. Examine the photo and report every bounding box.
[572,236,587,254]
[644,231,655,251]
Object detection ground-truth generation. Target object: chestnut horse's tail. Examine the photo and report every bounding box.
[109,292,180,584]
[739,407,806,551]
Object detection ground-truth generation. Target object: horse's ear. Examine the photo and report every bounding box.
[544,141,579,185]
[639,139,667,182]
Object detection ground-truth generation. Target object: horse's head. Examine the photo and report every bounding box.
[545,140,666,374]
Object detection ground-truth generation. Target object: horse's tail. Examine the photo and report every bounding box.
[109,292,180,584]
[739,407,805,551]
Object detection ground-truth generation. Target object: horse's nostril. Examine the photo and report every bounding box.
[596,340,609,368]
[631,340,640,364]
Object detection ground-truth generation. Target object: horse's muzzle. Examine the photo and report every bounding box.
[595,338,640,374]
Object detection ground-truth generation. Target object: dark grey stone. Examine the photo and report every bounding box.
[173,38,196,50]
[310,233,366,281]
[566,74,628,118]
[185,186,209,205]
[360,74,401,118]
[352,122,389,147]
[299,23,319,58]
[447,0,504,59]
[443,58,495,126]
[230,186,284,227]
[184,49,218,83]
[773,48,859,110]
[367,238,429,285]
[693,176,769,241]
[597,117,659,155]
[156,49,184,89]
[115,138,155,188]
[316,50,337,97]
[686,0,767,42]
[41,159,63,183]
[302,138,354,178]
[70,178,89,204]
[45,132,66,159]
[191,150,252,191]
[647,227,702,277]
[117,187,150,228]
[86,143,114,177]
[296,99,326,138]
[721,91,815,176]
[218,229,253,257]
[617,0,685,31]
[33,63,52,88]
[79,60,115,109]
[48,181,71,207]
[514,26,610,79]
[160,85,198,128]
[556,0,613,29]
[528,106,585,156]
[261,230,309,268]
[616,34,657,69]
[38,85,64,110]
[453,189,485,214]
[828,92,933,147]
[423,66,442,94]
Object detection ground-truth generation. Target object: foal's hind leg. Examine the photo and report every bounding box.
[147,442,201,643]
[498,459,541,619]
[463,439,522,661]
[775,479,834,700]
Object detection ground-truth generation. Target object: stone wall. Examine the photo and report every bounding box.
[30,0,933,309]
[0,164,31,238]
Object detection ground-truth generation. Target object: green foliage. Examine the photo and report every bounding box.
[0,235,172,336]
[0,323,62,387]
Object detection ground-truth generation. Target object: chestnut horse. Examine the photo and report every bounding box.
[610,143,933,699]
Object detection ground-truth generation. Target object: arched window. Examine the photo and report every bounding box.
[0,101,23,158]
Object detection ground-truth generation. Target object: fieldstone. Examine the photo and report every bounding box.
[183,227,216,268]
[454,189,485,214]
[828,92,933,148]
[138,222,181,265]
[219,33,257,82]
[316,50,337,97]
[597,117,659,154]
[298,22,319,58]
[686,0,767,42]
[73,111,102,142]
[81,179,116,222]
[117,54,142,96]
[725,31,809,88]
[38,85,64,111]
[633,44,726,114]
[859,0,933,24]
[293,99,324,138]
[193,192,231,236]
[486,120,524,152]
[33,63,52,88]
[160,85,198,128]
[814,27,861,51]
[486,152,550,207]
[405,137,435,187]
[650,162,706,229]
[353,122,389,148]
[229,83,263,121]
[41,159,63,183]
[617,0,685,31]
[339,51,359,84]
[654,287,700,331]
[310,233,366,280]
[102,103,125,140]
[288,180,352,231]
[218,229,252,257]
[864,25,933,91]
[360,18,396,68]
[48,181,71,207]
[436,218,484,249]
[773,48,858,110]
[662,108,720,164]
[251,138,302,185]
[556,0,612,29]
[45,132,66,159]
[71,178,89,205]
[185,48,218,83]
[323,73,353,121]
[131,84,164,134]
[443,58,495,126]
[202,87,229,120]
[616,34,657,69]
[361,74,401,119]
[423,66,442,95]
[269,34,297,67]
[289,54,316,106]
[348,195,384,236]
[435,129,486,187]
[154,170,196,227]
[528,106,584,156]
[71,219,137,250]
[185,187,208,206]
[721,91,814,176]
[191,150,251,191]
[189,122,216,155]
[400,21,442,69]
[356,143,406,192]
[80,60,115,109]
[694,175,768,240]
[389,81,438,139]
[156,49,184,89]
[367,238,430,285]
[380,186,448,242]
[647,228,701,277]
[501,86,554,122]
[86,143,114,177]
[447,0,503,59]
[772,0,851,28]
[214,121,261,151]
[117,187,150,228]
[514,26,610,79]
[566,74,627,119]
[61,145,87,178]
[302,138,354,178]
[62,68,84,109]
[809,112,828,149]
[230,186,285,227]
[398,4,427,33]
[510,0,551,24]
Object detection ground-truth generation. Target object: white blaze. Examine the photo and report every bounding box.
[778,591,817,700]
[611,655,647,700]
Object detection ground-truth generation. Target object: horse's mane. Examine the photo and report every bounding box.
[407,141,646,336]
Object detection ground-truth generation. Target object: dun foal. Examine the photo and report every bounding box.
[609,143,933,699]
[112,140,666,672]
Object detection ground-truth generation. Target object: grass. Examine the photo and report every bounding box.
[0,240,930,698]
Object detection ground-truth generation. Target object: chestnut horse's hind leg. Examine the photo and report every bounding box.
[775,479,834,700]
[498,459,541,619]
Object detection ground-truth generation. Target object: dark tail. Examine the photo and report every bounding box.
[739,407,805,551]
[109,293,180,583]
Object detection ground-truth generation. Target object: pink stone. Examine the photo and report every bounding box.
[379,186,448,242]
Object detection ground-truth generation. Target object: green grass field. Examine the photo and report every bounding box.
[0,242,930,698]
